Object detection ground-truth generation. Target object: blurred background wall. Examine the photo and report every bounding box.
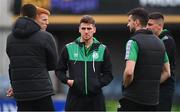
[0,0,11,76]
[0,0,180,111]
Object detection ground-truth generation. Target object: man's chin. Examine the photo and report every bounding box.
[83,36,90,39]
[42,28,46,31]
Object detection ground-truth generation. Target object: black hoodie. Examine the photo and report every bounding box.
[159,29,176,92]
[6,17,58,101]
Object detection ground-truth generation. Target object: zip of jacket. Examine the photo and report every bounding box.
[83,44,88,95]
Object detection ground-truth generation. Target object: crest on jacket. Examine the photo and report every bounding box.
[92,51,99,60]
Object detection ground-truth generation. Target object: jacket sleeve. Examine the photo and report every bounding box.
[100,47,113,87]
[6,36,12,82]
[55,46,69,84]
[45,34,58,71]
[163,36,176,70]
[8,65,12,81]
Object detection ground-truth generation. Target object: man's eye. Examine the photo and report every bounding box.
[81,28,92,30]
[87,28,92,30]
[81,28,86,30]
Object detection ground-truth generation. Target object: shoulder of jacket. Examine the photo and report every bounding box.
[37,30,52,36]
[99,44,106,48]
[36,31,54,40]
[161,35,169,41]
[66,42,76,47]
[7,32,13,38]
[6,33,14,43]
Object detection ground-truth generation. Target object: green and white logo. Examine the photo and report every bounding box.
[92,51,99,60]
[74,52,78,58]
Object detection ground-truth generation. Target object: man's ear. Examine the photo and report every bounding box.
[159,23,164,29]
[79,26,81,33]
[93,27,96,33]
[134,19,140,26]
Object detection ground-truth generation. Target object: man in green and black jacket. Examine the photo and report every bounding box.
[55,15,113,111]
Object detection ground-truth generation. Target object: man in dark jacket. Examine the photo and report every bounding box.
[55,15,113,111]
[147,12,176,111]
[6,4,58,111]
[118,8,170,111]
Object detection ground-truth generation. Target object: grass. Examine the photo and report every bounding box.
[106,100,180,111]
[106,100,119,111]
[172,105,180,111]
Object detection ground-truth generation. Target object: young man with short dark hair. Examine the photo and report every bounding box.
[56,15,113,111]
[147,12,176,111]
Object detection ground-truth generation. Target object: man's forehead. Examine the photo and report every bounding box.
[80,23,94,27]
[148,19,158,24]
[39,13,48,17]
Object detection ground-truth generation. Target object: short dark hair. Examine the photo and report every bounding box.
[80,15,95,26]
[128,7,149,27]
[148,12,164,20]
[21,4,37,19]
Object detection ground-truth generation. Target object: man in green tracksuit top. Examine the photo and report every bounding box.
[55,15,113,111]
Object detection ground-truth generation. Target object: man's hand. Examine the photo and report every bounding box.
[67,80,74,87]
[6,88,14,97]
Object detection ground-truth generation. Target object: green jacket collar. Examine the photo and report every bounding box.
[75,37,101,51]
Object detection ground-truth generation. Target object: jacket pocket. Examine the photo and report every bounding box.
[71,78,84,95]
[88,77,101,95]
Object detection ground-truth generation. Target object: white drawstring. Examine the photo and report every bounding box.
[74,43,96,73]
[93,57,95,72]
[93,52,96,72]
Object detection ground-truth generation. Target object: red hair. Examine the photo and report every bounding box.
[36,6,50,15]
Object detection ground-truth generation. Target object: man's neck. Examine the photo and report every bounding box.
[157,29,163,36]
[80,38,93,48]
[136,26,146,31]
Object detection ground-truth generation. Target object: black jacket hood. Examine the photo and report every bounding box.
[12,17,40,38]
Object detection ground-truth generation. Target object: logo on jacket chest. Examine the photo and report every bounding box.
[74,53,78,58]
[92,51,99,60]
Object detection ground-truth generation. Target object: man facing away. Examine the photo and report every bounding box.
[118,8,170,111]
[7,6,53,96]
[6,4,57,111]
[147,12,176,111]
[55,15,113,111]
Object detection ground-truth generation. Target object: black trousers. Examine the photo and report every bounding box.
[157,84,174,112]
[65,92,105,111]
[118,98,157,111]
[16,96,55,111]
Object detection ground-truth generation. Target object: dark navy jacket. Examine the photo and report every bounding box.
[6,17,58,101]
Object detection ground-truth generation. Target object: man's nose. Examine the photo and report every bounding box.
[85,29,89,33]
